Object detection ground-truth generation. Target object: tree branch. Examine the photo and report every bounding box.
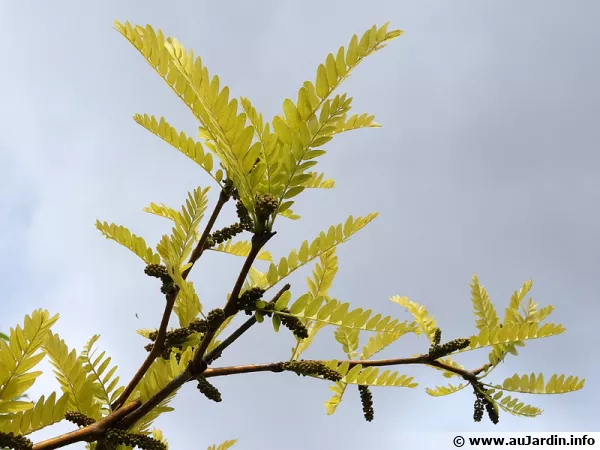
[117,368,193,431]
[107,200,272,434]
[111,189,230,410]
[204,284,291,364]
[116,284,290,431]
[188,230,275,375]
[33,400,141,450]
[201,354,479,383]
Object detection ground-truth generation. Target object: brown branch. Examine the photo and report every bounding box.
[204,284,291,364]
[120,284,290,430]
[33,400,141,450]
[223,231,276,316]
[111,189,230,411]
[201,354,479,383]
[473,364,489,376]
[183,188,231,277]
[117,367,193,430]
[90,197,482,441]
[188,231,275,375]
[107,197,271,433]
[112,349,479,436]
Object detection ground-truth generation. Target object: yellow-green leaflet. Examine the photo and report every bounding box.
[471,275,500,331]
[499,373,585,394]
[95,221,161,265]
[0,310,58,406]
[172,278,203,328]
[265,213,378,289]
[126,348,194,434]
[390,296,436,340]
[134,114,222,184]
[426,383,467,397]
[207,439,237,450]
[208,240,272,262]
[155,186,210,267]
[483,388,543,418]
[42,332,103,420]
[151,428,169,449]
[466,323,565,352]
[323,360,418,388]
[0,392,70,436]
[80,335,124,414]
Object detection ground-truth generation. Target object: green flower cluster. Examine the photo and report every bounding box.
[204,223,246,249]
[221,178,236,197]
[473,394,484,422]
[428,337,470,360]
[222,179,272,233]
[105,429,167,450]
[146,315,216,348]
[235,200,254,231]
[145,317,212,360]
[204,193,254,249]
[257,302,309,339]
[432,328,442,346]
[472,382,499,424]
[255,194,278,222]
[162,327,194,348]
[280,360,342,382]
[0,432,33,450]
[196,376,222,402]
[65,411,95,427]
[233,288,308,338]
[205,348,222,365]
[145,328,193,360]
[144,264,174,294]
[144,343,182,361]
[358,385,374,422]
[188,318,209,334]
[206,308,225,332]
[237,287,266,315]
[273,309,309,339]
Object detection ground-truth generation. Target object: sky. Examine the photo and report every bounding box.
[0,0,599,449]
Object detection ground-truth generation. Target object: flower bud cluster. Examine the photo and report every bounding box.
[255,194,278,222]
[0,432,33,450]
[432,328,442,346]
[235,201,254,232]
[163,327,194,348]
[220,178,257,231]
[428,338,470,360]
[65,411,95,427]
[358,385,374,422]
[281,360,342,382]
[222,178,236,197]
[237,287,265,315]
[196,376,222,402]
[472,382,499,424]
[144,264,174,295]
[143,343,183,361]
[205,348,223,365]
[145,328,193,359]
[105,428,167,450]
[234,287,309,338]
[255,302,309,339]
[145,317,212,360]
[204,223,246,249]
[188,318,209,334]
[275,309,309,339]
[206,308,225,332]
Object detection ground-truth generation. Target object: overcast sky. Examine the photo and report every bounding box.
[1,1,598,449]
